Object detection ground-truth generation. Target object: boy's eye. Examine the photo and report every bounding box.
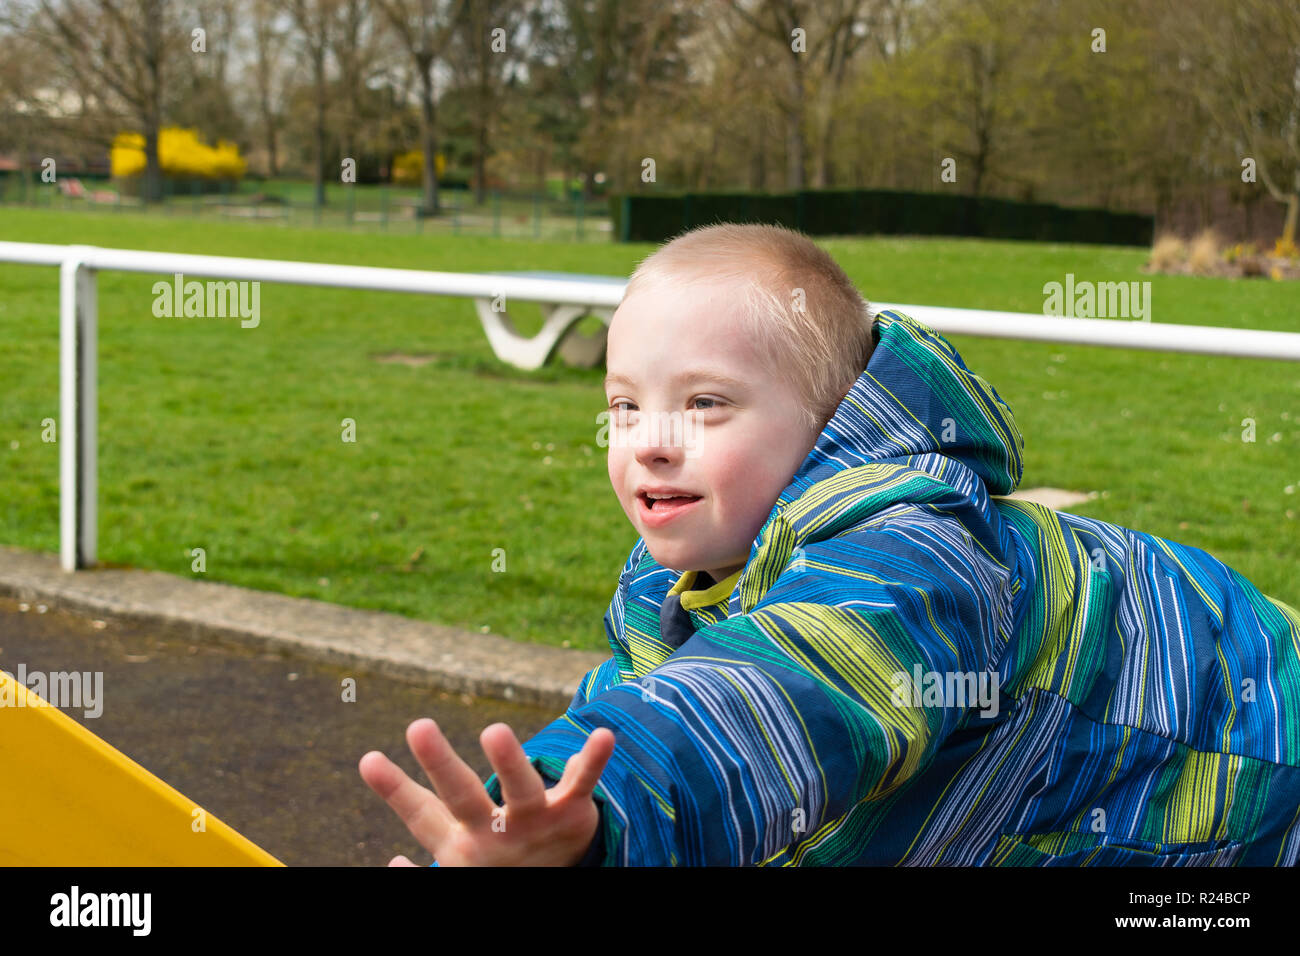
[605,398,721,414]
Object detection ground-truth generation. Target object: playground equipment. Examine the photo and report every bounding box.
[0,669,281,866]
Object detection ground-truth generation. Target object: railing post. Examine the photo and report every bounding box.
[59,248,97,571]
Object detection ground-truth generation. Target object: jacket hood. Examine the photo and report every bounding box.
[782,309,1024,504]
[722,309,1026,616]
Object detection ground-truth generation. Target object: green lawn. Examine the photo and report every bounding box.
[1,206,1297,652]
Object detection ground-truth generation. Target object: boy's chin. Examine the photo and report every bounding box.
[643,541,698,572]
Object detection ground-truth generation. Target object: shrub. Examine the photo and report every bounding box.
[1187,228,1221,276]
[391,150,447,186]
[110,128,247,180]
[1149,233,1187,271]
[1223,241,1258,263]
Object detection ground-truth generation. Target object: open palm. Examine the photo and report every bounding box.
[359,718,614,866]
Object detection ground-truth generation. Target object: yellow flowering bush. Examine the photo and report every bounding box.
[110,128,247,180]
[391,149,446,186]
[1223,241,1258,263]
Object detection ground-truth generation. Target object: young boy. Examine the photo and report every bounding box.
[359,223,1300,866]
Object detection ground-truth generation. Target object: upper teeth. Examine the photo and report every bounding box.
[647,492,689,499]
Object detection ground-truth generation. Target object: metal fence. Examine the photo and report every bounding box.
[0,176,613,241]
[3,239,1299,573]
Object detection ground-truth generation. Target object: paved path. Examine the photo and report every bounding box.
[0,596,558,866]
[0,546,606,713]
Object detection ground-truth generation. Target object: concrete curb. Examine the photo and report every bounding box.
[0,545,607,713]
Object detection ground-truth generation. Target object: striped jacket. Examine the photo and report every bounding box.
[484,309,1300,866]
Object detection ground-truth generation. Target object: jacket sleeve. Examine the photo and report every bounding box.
[486,508,1015,865]
[473,538,642,866]
[560,537,646,713]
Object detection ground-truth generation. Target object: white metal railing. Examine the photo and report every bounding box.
[3,240,1300,572]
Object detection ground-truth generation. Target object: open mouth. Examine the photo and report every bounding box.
[639,492,703,510]
[637,492,704,526]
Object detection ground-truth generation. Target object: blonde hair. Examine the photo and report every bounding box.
[621,223,875,435]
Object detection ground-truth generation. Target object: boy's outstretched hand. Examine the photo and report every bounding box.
[359,718,615,867]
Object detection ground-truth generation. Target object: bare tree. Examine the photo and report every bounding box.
[443,0,529,204]
[808,0,878,188]
[28,0,174,202]
[0,16,44,195]
[910,0,1044,197]
[520,0,695,199]
[173,0,244,144]
[248,0,289,176]
[723,0,881,190]
[289,0,338,207]
[724,0,815,190]
[1173,0,1300,245]
[331,0,392,177]
[375,0,469,216]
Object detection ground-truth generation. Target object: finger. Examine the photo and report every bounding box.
[389,855,418,867]
[406,718,496,829]
[480,723,547,816]
[556,727,616,798]
[359,749,454,849]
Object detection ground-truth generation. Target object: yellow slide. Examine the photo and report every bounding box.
[0,669,282,866]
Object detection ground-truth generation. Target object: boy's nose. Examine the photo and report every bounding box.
[633,439,684,467]
[631,413,691,462]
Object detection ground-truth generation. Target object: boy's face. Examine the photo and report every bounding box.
[603,276,823,582]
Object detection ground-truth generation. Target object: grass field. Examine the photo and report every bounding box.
[1,206,1297,651]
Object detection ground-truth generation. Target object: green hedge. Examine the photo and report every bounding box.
[610,188,1153,246]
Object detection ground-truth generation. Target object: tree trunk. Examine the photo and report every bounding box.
[474,117,487,205]
[971,125,990,197]
[418,59,440,217]
[815,104,835,188]
[264,113,279,177]
[314,85,326,208]
[142,1,163,204]
[786,73,805,189]
[144,122,162,203]
[702,125,718,190]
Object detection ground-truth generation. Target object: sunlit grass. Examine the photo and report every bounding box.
[2,207,1296,650]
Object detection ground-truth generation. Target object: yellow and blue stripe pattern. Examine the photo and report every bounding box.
[483,310,1300,866]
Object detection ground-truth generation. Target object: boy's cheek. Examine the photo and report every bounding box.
[606,454,635,516]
